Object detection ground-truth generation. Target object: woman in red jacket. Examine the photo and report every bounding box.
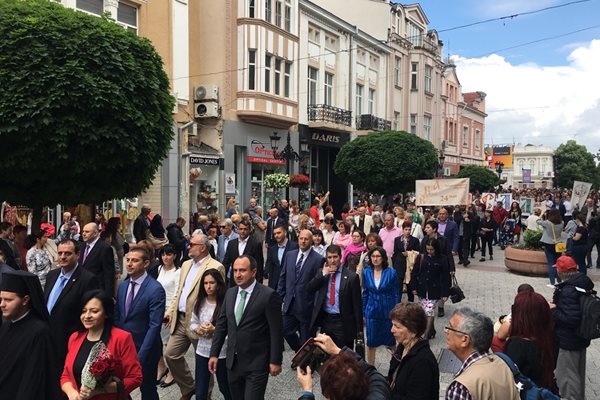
[61,290,142,400]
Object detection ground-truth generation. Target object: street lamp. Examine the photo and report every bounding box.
[270,131,309,198]
[437,151,446,178]
[495,161,504,189]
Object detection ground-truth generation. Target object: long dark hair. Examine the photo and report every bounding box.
[80,289,114,345]
[106,217,121,236]
[194,269,227,325]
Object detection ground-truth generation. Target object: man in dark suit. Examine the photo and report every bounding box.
[391,222,421,301]
[133,204,152,243]
[436,207,459,317]
[276,229,323,351]
[265,225,297,290]
[209,255,283,400]
[45,239,99,366]
[265,208,286,247]
[307,244,363,349]
[115,247,166,400]
[216,219,238,263]
[222,219,264,285]
[79,222,115,297]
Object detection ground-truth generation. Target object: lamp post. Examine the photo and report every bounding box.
[437,151,446,178]
[495,161,504,190]
[270,131,309,199]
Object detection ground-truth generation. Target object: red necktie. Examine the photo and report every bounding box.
[329,273,336,305]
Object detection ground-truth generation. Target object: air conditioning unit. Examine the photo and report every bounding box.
[194,85,219,102]
[195,102,219,119]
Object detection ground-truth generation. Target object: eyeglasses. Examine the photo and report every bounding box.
[219,226,227,229]
[444,326,470,337]
[189,243,204,247]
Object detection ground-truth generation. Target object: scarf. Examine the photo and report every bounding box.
[341,242,367,265]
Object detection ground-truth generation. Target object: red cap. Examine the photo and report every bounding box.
[553,255,577,273]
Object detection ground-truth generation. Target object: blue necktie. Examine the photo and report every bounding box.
[295,253,304,278]
[47,275,68,313]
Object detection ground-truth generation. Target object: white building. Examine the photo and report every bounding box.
[513,144,555,189]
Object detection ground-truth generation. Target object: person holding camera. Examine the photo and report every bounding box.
[296,334,390,400]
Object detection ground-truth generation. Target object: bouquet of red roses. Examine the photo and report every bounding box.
[81,341,118,390]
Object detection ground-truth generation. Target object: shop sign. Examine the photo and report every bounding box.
[300,128,349,148]
[190,156,221,166]
[247,138,285,165]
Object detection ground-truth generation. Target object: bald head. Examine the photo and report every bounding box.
[298,229,313,251]
[82,223,99,243]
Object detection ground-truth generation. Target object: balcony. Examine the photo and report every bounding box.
[355,114,392,132]
[413,37,438,56]
[307,104,353,132]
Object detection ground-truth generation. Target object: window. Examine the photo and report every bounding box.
[463,126,469,147]
[410,114,417,134]
[248,50,256,90]
[285,0,292,32]
[284,62,291,98]
[424,65,432,93]
[264,55,272,92]
[249,0,255,18]
[356,84,363,115]
[541,158,547,174]
[308,67,318,105]
[423,115,431,140]
[394,57,401,87]
[117,2,137,33]
[529,159,535,175]
[368,89,375,114]
[275,0,282,28]
[411,62,418,90]
[324,73,333,106]
[408,21,423,46]
[265,0,272,22]
[518,160,525,171]
[394,112,400,130]
[447,122,454,144]
[76,0,103,15]
[475,129,480,149]
[274,58,281,95]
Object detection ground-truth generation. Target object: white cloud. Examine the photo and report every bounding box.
[454,39,600,150]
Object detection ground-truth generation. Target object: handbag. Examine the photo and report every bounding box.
[551,225,566,253]
[449,275,465,304]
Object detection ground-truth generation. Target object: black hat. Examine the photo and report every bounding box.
[0,270,50,322]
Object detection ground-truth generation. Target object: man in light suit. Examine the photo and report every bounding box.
[79,222,115,297]
[164,233,226,400]
[222,219,264,285]
[216,219,238,263]
[354,206,373,234]
[277,229,324,351]
[307,245,363,349]
[209,255,283,400]
[115,247,165,400]
[45,240,99,368]
[264,225,297,290]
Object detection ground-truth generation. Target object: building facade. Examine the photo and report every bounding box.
[512,144,555,189]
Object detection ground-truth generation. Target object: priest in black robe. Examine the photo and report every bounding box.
[0,270,61,399]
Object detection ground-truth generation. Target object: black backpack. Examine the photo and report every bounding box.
[495,353,560,400]
[578,288,600,340]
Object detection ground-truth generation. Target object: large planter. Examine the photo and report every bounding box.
[504,246,548,276]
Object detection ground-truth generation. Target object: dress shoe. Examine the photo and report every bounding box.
[479,257,486,262]
[489,255,493,260]
[160,378,176,388]
[463,260,470,267]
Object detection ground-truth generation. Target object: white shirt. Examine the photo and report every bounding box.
[234,279,257,316]
[178,257,206,312]
[157,266,181,306]
[295,248,311,271]
[238,237,248,256]
[191,300,227,359]
[563,200,574,216]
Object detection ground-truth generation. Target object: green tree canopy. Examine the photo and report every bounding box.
[333,131,438,196]
[0,0,174,210]
[455,166,499,193]
[554,140,597,188]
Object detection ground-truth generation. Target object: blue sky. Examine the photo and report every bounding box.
[410,0,600,150]
[417,0,600,66]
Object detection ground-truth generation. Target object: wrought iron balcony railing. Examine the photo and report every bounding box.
[307,104,352,127]
[355,114,392,131]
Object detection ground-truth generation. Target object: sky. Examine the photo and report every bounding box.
[414,0,600,152]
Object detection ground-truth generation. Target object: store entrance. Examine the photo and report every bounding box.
[250,164,286,212]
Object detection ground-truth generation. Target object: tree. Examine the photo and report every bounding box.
[554,140,597,189]
[0,0,174,225]
[334,131,438,197]
[455,166,499,193]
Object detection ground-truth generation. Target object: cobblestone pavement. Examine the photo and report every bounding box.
[133,246,600,399]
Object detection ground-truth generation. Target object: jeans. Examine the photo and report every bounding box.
[543,243,561,285]
[195,355,232,400]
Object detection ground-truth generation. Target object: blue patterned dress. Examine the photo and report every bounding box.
[362,267,400,347]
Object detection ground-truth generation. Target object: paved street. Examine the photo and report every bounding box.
[134,247,600,399]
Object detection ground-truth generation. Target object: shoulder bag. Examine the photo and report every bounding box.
[449,275,465,304]
[551,224,566,253]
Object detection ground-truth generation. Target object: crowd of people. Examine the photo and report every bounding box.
[0,187,597,400]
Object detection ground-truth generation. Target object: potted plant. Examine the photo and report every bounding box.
[264,173,289,198]
[504,229,548,276]
[289,174,310,188]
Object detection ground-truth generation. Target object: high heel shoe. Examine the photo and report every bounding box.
[156,368,169,385]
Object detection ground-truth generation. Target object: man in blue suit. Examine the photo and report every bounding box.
[216,219,238,263]
[436,207,459,317]
[265,225,298,290]
[277,229,324,351]
[115,247,166,400]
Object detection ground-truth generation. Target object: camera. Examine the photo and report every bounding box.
[291,338,329,374]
